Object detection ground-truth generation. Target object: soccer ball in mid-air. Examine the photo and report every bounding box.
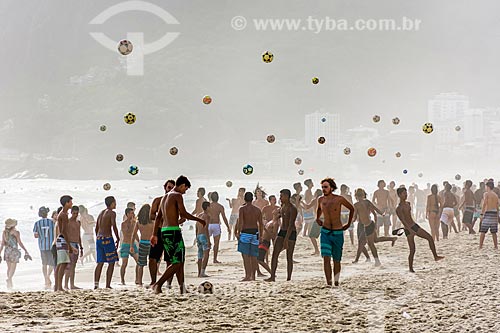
[169,147,178,156]
[367,147,377,157]
[455,125,461,131]
[317,136,326,144]
[422,122,434,134]
[372,115,381,123]
[124,112,136,125]
[115,154,124,162]
[395,152,401,158]
[403,169,408,174]
[117,39,133,55]
[243,164,253,175]
[100,125,107,132]
[455,174,461,181]
[198,281,213,294]
[392,117,400,125]
[294,158,302,165]
[321,117,326,123]
[226,181,233,188]
[298,169,304,176]
[343,147,351,155]
[103,183,111,191]
[266,135,275,143]
[418,173,423,178]
[128,165,139,176]
[312,77,319,85]
[203,95,212,105]
[262,51,274,63]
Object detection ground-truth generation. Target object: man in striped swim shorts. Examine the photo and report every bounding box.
[479,181,499,250]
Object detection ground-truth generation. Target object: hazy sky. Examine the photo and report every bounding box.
[1,0,499,180]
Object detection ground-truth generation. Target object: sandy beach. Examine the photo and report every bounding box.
[1,225,499,333]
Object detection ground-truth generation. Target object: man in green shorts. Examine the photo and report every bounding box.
[151,175,206,294]
[316,178,354,287]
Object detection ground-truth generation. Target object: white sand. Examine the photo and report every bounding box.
[1,227,499,332]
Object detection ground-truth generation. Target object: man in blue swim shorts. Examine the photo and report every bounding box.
[316,178,355,287]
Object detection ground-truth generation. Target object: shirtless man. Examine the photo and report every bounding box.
[292,183,304,235]
[150,175,206,294]
[54,195,77,292]
[64,206,83,290]
[479,182,499,249]
[191,187,207,216]
[460,180,476,234]
[440,183,458,239]
[373,180,391,236]
[304,179,314,204]
[415,185,426,222]
[395,187,444,273]
[120,208,139,285]
[388,181,400,229]
[207,192,229,263]
[262,195,279,223]
[149,180,175,284]
[79,205,96,263]
[473,182,486,226]
[257,208,281,274]
[352,189,396,267]
[133,204,154,285]
[315,178,354,286]
[196,202,211,277]
[340,185,355,245]
[265,189,298,282]
[94,196,120,289]
[235,192,263,281]
[226,188,245,241]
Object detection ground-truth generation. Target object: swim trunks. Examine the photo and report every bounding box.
[364,221,376,237]
[258,239,271,262]
[161,226,185,264]
[208,224,222,238]
[229,214,239,226]
[56,235,70,265]
[479,211,498,234]
[309,221,322,239]
[196,233,210,260]
[463,207,474,225]
[404,224,421,236]
[277,229,297,241]
[238,229,259,257]
[440,207,455,225]
[320,227,344,262]
[138,240,151,266]
[149,228,164,261]
[96,236,118,263]
[120,242,138,259]
[376,214,391,227]
[68,242,79,266]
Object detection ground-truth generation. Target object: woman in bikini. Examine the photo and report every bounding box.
[426,184,442,242]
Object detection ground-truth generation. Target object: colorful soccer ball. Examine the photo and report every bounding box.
[203,95,212,105]
[455,174,461,181]
[226,181,233,188]
[124,112,136,125]
[100,125,107,132]
[422,122,434,134]
[372,115,381,123]
[198,281,213,294]
[294,158,302,165]
[128,165,139,176]
[262,51,274,63]
[392,117,400,125]
[103,183,111,191]
[266,135,275,143]
[321,117,326,123]
[117,39,133,55]
[395,152,401,158]
[312,77,319,85]
[298,169,304,175]
[455,125,461,132]
[403,169,408,174]
[115,154,124,162]
[243,164,253,175]
[367,147,377,157]
[343,147,351,155]
[169,147,178,156]
[317,136,326,144]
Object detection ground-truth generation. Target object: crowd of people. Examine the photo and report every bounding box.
[1,175,498,291]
